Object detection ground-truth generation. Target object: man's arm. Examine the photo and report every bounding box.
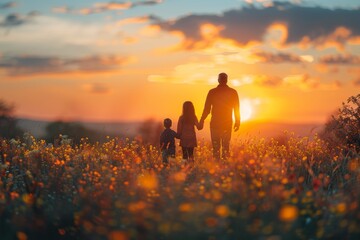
[200,91,212,123]
[173,130,180,139]
[233,91,240,132]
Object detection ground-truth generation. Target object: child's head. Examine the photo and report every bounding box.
[182,101,196,121]
[163,118,172,128]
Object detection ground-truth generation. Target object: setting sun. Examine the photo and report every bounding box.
[240,98,255,122]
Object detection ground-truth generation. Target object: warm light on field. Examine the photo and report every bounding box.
[0,132,358,239]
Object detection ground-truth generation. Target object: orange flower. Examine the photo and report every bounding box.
[278,205,299,222]
[215,204,230,218]
[137,172,158,190]
[108,231,129,240]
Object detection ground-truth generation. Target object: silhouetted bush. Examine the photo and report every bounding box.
[320,94,360,152]
[137,118,163,146]
[0,99,24,139]
[44,120,100,144]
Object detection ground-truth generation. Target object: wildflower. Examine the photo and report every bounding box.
[108,230,129,240]
[178,203,192,212]
[137,172,158,190]
[278,205,298,222]
[205,217,218,228]
[22,194,35,205]
[215,204,230,218]
[58,229,66,236]
[128,201,147,212]
[16,232,27,240]
[312,178,321,191]
[336,202,347,214]
[173,171,186,182]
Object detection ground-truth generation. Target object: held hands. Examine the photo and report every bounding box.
[197,119,204,130]
[234,122,240,132]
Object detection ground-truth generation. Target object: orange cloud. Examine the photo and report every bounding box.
[117,15,161,26]
[282,74,340,91]
[265,22,289,47]
[140,24,161,36]
[148,62,227,84]
[298,27,354,50]
[53,1,164,15]
[79,2,132,14]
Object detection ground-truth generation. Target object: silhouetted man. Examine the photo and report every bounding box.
[200,72,240,159]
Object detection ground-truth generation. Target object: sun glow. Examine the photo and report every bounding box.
[240,99,254,122]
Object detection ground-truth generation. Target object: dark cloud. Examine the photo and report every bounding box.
[0,2,17,9]
[0,55,129,76]
[54,0,164,15]
[319,54,360,65]
[0,13,26,27]
[132,0,163,7]
[153,2,360,48]
[0,11,39,27]
[254,51,303,63]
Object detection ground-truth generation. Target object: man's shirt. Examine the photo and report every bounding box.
[201,84,240,128]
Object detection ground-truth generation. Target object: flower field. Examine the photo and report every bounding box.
[0,134,359,240]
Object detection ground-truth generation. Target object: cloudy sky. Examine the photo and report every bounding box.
[0,0,359,124]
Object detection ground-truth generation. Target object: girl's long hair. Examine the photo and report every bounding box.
[182,101,196,124]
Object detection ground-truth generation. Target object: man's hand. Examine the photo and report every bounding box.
[234,122,240,132]
[198,119,204,130]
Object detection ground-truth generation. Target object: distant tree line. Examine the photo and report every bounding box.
[43,121,105,144]
[1,94,358,152]
[0,99,23,139]
[1,98,163,146]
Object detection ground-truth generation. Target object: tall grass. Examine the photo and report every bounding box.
[0,133,359,240]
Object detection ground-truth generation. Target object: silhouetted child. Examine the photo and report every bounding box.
[177,101,202,164]
[160,118,178,165]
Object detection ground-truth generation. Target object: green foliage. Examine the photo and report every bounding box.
[321,94,360,151]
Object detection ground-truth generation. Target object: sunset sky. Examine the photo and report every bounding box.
[0,0,359,125]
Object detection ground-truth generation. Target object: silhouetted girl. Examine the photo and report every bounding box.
[177,101,202,163]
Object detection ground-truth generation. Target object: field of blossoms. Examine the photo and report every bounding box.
[0,133,359,240]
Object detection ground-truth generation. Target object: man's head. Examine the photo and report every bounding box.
[163,118,172,128]
[218,72,228,85]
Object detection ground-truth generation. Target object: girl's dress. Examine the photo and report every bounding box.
[177,115,198,148]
